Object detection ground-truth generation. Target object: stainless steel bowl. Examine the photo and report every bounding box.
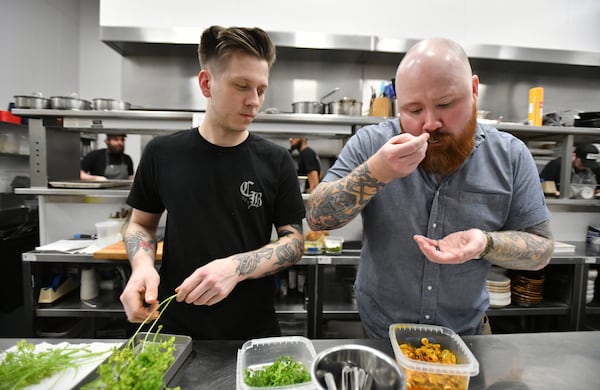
[93,98,131,111]
[311,344,406,390]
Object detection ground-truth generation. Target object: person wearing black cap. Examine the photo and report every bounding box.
[540,143,600,191]
[80,134,134,180]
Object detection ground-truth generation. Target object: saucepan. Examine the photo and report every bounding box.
[292,88,340,114]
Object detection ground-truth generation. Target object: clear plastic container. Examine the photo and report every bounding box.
[389,323,479,390]
[236,336,316,390]
[324,236,344,255]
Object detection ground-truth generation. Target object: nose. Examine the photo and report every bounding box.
[422,110,442,133]
[245,89,262,107]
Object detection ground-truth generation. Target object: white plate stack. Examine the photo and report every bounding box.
[487,268,511,308]
[587,268,597,304]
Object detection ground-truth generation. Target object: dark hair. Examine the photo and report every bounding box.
[198,25,276,73]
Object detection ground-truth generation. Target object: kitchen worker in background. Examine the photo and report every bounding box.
[540,143,600,192]
[307,37,554,337]
[120,25,305,339]
[80,134,134,180]
[289,137,321,193]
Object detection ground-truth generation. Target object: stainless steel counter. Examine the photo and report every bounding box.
[3,331,598,389]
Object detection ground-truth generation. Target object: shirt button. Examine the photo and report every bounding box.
[425,314,431,320]
[432,223,437,228]
[427,285,433,291]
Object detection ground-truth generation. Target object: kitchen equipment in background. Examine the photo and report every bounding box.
[298,175,307,193]
[326,98,362,116]
[527,87,544,126]
[574,111,600,128]
[80,267,99,301]
[13,92,51,109]
[93,98,131,111]
[292,88,340,114]
[50,93,92,110]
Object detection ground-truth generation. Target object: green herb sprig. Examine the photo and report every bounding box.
[82,293,180,390]
[0,340,111,389]
[244,355,310,387]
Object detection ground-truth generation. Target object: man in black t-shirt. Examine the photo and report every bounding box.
[80,134,134,180]
[289,137,321,193]
[540,143,600,191]
[119,26,305,340]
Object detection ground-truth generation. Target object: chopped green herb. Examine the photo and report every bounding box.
[244,355,310,387]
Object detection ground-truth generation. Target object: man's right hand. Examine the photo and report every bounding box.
[119,265,161,323]
[367,132,429,183]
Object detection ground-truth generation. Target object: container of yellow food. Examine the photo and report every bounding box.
[389,323,479,390]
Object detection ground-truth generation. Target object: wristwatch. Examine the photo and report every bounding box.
[477,231,494,259]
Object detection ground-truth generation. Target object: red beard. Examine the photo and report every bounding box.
[407,102,478,176]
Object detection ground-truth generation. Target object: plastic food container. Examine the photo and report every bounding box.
[324,236,344,255]
[389,323,479,390]
[236,336,316,390]
[304,240,322,255]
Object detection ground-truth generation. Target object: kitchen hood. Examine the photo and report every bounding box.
[101,26,600,67]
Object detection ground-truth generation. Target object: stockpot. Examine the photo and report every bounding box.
[93,98,131,111]
[13,93,50,109]
[326,97,363,116]
[50,94,92,110]
[291,88,340,114]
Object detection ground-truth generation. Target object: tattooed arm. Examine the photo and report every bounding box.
[485,220,554,270]
[307,132,430,230]
[120,208,163,323]
[175,222,304,306]
[414,220,554,271]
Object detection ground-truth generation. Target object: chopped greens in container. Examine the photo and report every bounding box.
[244,355,310,387]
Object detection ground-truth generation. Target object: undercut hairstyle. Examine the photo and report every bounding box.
[198,25,276,73]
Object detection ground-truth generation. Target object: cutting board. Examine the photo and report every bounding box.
[93,240,163,260]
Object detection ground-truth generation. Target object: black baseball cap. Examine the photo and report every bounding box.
[575,143,599,169]
[106,134,127,139]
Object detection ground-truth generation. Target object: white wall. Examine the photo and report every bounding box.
[0,0,81,107]
[99,0,600,53]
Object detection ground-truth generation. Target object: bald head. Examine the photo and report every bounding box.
[395,38,474,98]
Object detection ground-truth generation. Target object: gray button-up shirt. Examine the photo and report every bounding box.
[324,119,550,336]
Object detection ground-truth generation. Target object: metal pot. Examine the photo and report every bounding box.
[13,93,50,109]
[291,88,340,114]
[50,95,92,110]
[93,98,131,111]
[326,98,363,116]
[292,101,325,114]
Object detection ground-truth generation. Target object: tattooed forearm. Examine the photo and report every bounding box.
[307,162,385,230]
[486,221,554,271]
[234,247,274,276]
[124,231,156,259]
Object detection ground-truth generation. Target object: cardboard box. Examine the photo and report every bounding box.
[528,87,544,126]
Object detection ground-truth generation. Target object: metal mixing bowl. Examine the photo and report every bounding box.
[311,344,406,390]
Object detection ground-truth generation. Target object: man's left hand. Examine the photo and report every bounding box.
[413,229,487,264]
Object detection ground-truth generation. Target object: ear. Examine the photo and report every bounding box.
[471,75,480,100]
[199,69,211,98]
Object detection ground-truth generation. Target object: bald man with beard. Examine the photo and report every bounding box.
[306,38,554,337]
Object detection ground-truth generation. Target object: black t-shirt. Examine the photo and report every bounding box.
[298,147,321,176]
[127,128,305,339]
[80,148,134,176]
[540,157,600,187]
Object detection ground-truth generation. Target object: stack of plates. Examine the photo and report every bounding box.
[511,271,545,307]
[587,268,598,304]
[487,269,511,308]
